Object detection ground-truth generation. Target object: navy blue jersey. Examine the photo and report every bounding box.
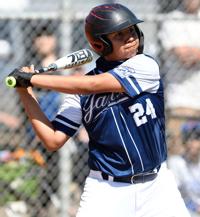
[52,54,167,177]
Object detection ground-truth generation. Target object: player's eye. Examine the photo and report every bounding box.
[113,31,125,40]
[109,27,138,41]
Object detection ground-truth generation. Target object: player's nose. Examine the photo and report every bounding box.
[125,29,137,43]
[125,34,135,45]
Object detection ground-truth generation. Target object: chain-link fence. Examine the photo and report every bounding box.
[0,0,200,217]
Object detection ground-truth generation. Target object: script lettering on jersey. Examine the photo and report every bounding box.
[113,65,135,78]
[83,93,125,124]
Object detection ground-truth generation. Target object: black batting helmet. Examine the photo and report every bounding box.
[85,3,144,56]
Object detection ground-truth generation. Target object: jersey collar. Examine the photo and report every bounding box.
[96,57,124,73]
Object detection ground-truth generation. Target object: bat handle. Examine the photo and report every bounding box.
[5,76,17,88]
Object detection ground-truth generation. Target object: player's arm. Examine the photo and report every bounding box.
[8,65,125,94]
[30,72,125,94]
[17,87,70,151]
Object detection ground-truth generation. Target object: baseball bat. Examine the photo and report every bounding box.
[5,49,93,88]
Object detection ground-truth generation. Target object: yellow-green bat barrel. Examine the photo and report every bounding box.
[5,76,17,88]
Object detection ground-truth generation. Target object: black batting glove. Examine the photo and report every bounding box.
[8,68,37,88]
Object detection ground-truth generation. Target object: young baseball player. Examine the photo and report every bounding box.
[9,3,191,217]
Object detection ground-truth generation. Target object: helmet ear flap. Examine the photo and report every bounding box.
[85,24,113,56]
[85,28,105,55]
[89,38,113,56]
[91,41,104,53]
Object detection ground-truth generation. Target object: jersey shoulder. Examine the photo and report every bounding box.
[130,53,159,68]
[121,54,160,79]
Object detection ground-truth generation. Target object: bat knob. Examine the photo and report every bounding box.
[5,76,16,88]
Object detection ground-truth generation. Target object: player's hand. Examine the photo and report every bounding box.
[20,64,35,73]
[8,66,36,88]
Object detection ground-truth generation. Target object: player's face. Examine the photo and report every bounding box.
[105,26,140,61]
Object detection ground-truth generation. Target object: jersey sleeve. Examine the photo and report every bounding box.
[108,54,161,97]
[51,94,82,137]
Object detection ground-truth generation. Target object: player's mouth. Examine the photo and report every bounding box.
[124,45,136,54]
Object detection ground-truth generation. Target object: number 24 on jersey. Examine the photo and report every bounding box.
[129,98,157,127]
